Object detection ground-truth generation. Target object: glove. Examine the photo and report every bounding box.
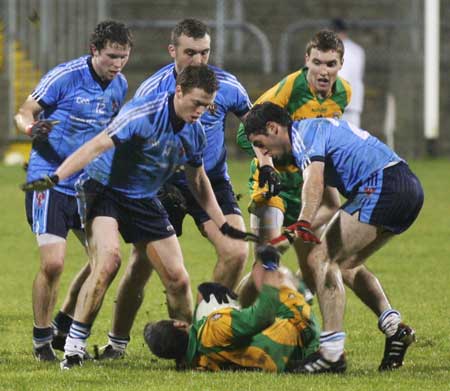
[286,220,321,244]
[256,245,281,271]
[157,183,188,214]
[197,282,238,304]
[258,165,281,199]
[25,120,59,141]
[220,222,259,242]
[20,174,59,192]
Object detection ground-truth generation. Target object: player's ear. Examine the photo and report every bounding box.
[90,44,98,56]
[168,44,176,59]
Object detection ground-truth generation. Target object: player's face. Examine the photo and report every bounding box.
[305,48,342,98]
[175,86,216,123]
[248,123,291,159]
[91,41,131,81]
[169,34,211,74]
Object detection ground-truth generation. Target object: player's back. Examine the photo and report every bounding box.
[292,118,402,196]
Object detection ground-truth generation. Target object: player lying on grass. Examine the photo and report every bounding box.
[143,248,320,373]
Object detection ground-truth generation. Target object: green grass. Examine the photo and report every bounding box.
[0,158,449,390]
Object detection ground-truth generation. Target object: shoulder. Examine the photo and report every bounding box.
[41,56,89,85]
[135,63,175,97]
[210,65,247,93]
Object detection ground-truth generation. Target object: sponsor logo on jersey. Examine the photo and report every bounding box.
[76,97,90,104]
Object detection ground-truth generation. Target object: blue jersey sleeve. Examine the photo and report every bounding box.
[291,120,327,171]
[31,65,71,108]
[215,70,251,118]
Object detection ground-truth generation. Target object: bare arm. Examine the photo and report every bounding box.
[312,186,341,229]
[298,161,325,223]
[55,131,114,181]
[184,164,227,228]
[14,96,43,135]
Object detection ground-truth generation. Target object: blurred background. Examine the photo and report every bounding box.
[0,0,449,162]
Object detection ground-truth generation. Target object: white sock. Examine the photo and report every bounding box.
[108,333,130,353]
[378,309,401,338]
[320,331,345,362]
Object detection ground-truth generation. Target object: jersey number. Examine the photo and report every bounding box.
[96,103,106,114]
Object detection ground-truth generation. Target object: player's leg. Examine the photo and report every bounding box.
[62,216,122,368]
[51,229,90,352]
[26,189,75,361]
[145,235,193,323]
[188,179,248,289]
[201,213,248,289]
[98,244,154,360]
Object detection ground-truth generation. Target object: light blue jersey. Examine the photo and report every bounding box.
[290,118,403,198]
[86,92,206,199]
[135,63,251,182]
[27,55,128,196]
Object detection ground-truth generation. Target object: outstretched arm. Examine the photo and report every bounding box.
[54,131,114,181]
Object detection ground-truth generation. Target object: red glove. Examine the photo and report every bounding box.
[286,220,321,244]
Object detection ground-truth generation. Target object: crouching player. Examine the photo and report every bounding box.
[143,248,320,372]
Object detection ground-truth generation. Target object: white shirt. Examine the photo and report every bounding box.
[339,38,365,114]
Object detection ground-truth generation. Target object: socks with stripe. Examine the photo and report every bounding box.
[320,331,346,362]
[64,320,91,358]
[33,326,53,348]
[107,333,130,353]
[378,309,401,338]
[51,311,73,336]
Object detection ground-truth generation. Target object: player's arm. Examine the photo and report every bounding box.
[14,95,59,140]
[185,164,257,242]
[14,96,43,135]
[298,161,325,223]
[55,132,113,180]
[311,186,340,230]
[21,131,114,191]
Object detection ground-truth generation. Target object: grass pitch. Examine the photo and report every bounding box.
[0,158,449,390]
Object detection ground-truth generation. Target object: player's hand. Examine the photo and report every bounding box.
[157,183,188,213]
[286,220,321,244]
[197,282,238,304]
[220,222,259,242]
[20,174,59,192]
[258,165,281,199]
[25,120,60,141]
[256,245,281,271]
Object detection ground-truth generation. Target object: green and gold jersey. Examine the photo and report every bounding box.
[185,285,320,373]
[236,67,352,156]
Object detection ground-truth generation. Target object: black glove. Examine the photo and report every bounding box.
[21,174,59,192]
[256,245,281,271]
[25,120,59,141]
[197,282,238,304]
[258,165,281,199]
[220,222,259,242]
[157,183,188,214]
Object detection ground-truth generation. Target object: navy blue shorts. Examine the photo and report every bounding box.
[76,178,175,243]
[25,189,82,238]
[342,162,424,234]
[161,179,242,236]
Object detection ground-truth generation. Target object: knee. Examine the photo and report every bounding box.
[165,269,190,296]
[40,257,64,280]
[92,246,122,284]
[220,242,248,268]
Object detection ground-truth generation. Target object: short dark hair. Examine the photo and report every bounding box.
[305,29,344,61]
[89,20,133,51]
[331,18,348,33]
[176,64,218,94]
[143,321,189,360]
[171,18,210,46]
[244,102,293,137]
